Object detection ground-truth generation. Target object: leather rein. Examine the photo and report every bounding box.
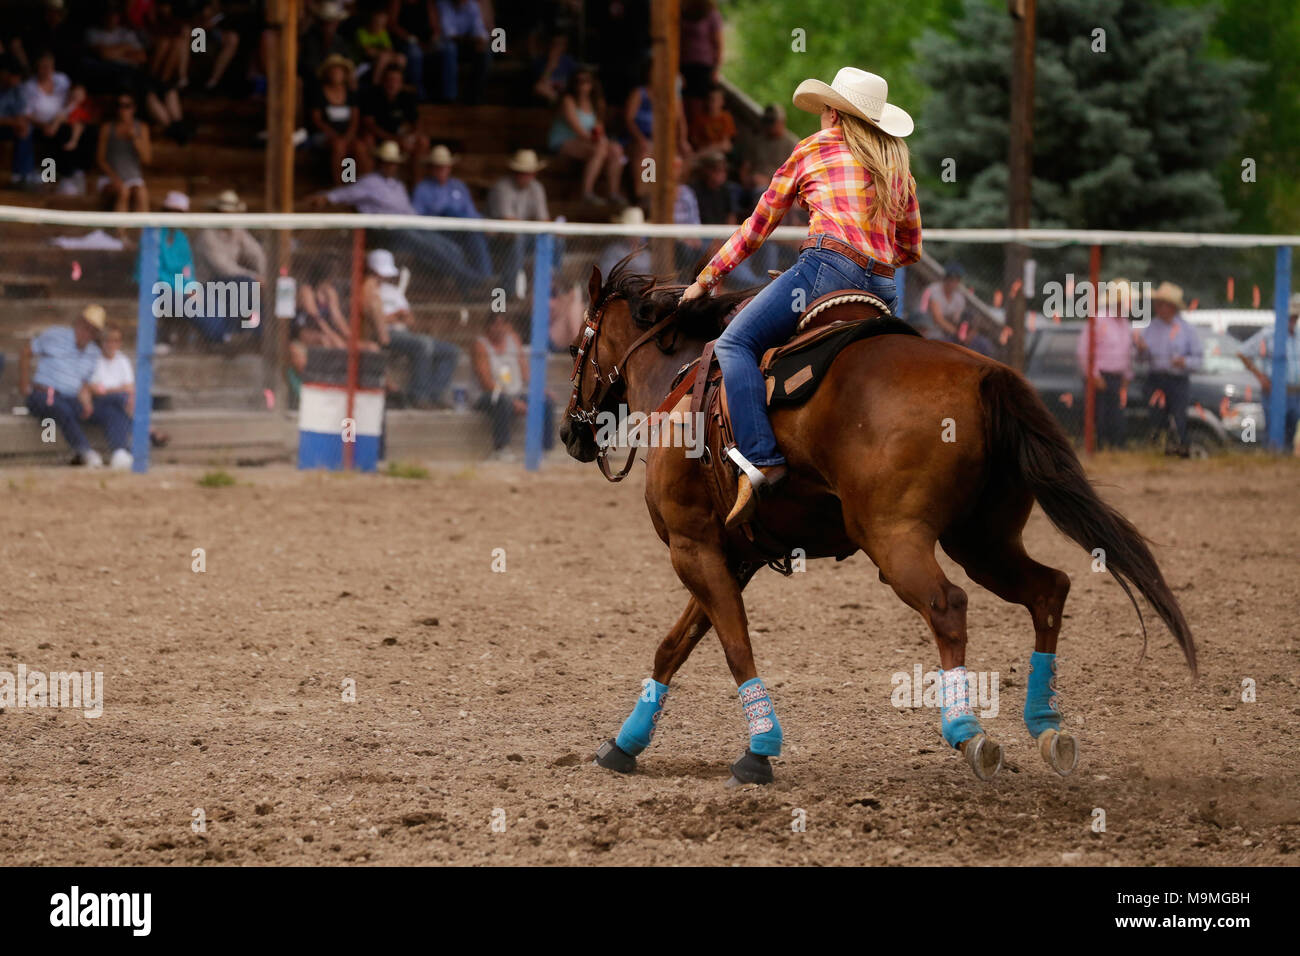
[564,294,680,482]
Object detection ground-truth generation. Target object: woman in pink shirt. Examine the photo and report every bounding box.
[1075,278,1135,449]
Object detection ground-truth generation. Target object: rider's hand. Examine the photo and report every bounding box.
[680,282,706,303]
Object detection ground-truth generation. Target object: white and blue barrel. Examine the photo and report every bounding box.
[297,348,386,471]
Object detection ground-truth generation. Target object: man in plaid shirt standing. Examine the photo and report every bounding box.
[678,67,922,528]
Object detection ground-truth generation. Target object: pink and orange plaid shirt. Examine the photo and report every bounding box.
[696,125,922,291]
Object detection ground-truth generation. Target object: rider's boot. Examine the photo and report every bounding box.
[725,460,788,529]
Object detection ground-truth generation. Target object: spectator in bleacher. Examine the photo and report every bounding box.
[488,149,553,297]
[176,2,242,93]
[472,311,553,460]
[86,321,137,469]
[96,91,151,213]
[590,0,648,110]
[362,248,461,408]
[739,104,790,203]
[308,54,364,185]
[22,50,91,183]
[354,4,407,86]
[312,140,490,294]
[360,64,426,181]
[623,63,691,200]
[688,84,735,155]
[18,304,105,467]
[433,0,490,105]
[1137,281,1203,458]
[530,25,577,106]
[1075,278,1135,450]
[413,144,493,278]
[288,264,358,386]
[81,5,149,92]
[0,57,35,185]
[299,1,357,83]
[597,205,650,283]
[12,0,79,77]
[142,190,226,344]
[679,0,723,122]
[691,150,741,225]
[547,66,626,206]
[193,190,266,340]
[1238,292,1300,452]
[923,261,966,340]
[127,0,188,91]
[388,0,438,102]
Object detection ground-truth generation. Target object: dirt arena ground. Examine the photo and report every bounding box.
[1,454,1297,866]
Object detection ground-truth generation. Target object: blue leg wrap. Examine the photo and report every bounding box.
[614,678,670,756]
[739,677,783,756]
[939,666,983,748]
[1024,651,1061,738]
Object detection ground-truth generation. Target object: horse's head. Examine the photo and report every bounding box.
[560,264,640,463]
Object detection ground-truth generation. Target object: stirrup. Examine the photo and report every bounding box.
[725,446,769,492]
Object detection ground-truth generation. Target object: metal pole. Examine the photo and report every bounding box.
[1267,246,1292,450]
[131,227,160,473]
[1083,243,1100,455]
[344,228,363,470]
[525,233,554,471]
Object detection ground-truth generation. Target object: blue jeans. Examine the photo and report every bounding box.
[27,386,91,455]
[90,393,133,451]
[0,125,35,180]
[715,239,898,467]
[387,328,460,405]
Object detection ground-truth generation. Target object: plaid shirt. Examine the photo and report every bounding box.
[696,126,922,290]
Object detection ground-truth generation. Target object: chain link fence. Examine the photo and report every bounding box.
[1,211,1294,466]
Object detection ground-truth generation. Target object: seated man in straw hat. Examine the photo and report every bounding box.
[413,144,492,279]
[1137,281,1202,457]
[193,190,266,342]
[18,304,105,466]
[488,149,560,297]
[312,140,491,295]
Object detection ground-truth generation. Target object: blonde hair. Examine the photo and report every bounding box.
[838,112,913,226]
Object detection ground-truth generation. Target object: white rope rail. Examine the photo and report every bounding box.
[0,204,1296,247]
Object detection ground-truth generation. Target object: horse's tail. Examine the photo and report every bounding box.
[979,365,1197,676]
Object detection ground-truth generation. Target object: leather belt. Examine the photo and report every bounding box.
[800,237,895,278]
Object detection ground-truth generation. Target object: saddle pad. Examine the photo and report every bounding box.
[764,316,919,407]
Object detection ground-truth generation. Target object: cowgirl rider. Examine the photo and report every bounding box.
[679,67,923,528]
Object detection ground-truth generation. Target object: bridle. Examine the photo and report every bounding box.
[564,294,679,482]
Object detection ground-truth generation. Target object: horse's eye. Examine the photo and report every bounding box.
[569,345,579,358]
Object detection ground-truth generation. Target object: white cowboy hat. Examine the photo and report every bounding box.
[212,189,246,212]
[425,144,457,166]
[1150,281,1188,311]
[613,206,645,226]
[792,67,913,138]
[1289,292,1300,317]
[374,141,406,164]
[507,149,547,174]
[162,190,190,212]
[366,249,400,279]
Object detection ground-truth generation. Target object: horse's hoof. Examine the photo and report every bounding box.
[726,748,774,787]
[959,733,1004,781]
[1037,728,1079,776]
[593,739,636,774]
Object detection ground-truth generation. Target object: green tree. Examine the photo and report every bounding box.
[913,0,1258,233]
[724,0,962,139]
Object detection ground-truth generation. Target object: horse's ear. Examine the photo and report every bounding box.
[588,265,602,304]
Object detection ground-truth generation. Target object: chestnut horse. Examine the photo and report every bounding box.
[560,259,1196,784]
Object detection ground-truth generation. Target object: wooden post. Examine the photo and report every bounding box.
[263,0,298,403]
[649,0,679,275]
[1004,0,1036,370]
[344,228,364,470]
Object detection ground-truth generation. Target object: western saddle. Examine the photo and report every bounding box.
[655,288,921,568]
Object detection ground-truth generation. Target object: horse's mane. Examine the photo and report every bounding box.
[596,251,762,341]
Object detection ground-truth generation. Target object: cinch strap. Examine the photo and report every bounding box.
[939,666,983,748]
[1024,651,1061,738]
[738,677,783,756]
[615,678,670,756]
